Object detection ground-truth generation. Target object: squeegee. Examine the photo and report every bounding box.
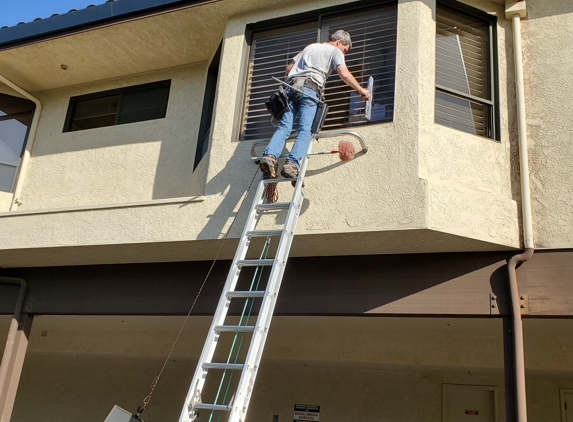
[364,76,374,121]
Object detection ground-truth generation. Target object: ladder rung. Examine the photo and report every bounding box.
[237,259,274,267]
[226,290,265,298]
[256,202,291,211]
[193,403,229,412]
[202,362,244,371]
[262,177,297,184]
[215,325,256,333]
[246,229,283,238]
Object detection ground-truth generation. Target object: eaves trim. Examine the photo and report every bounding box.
[0,0,219,51]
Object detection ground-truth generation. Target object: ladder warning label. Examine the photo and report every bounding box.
[293,404,320,422]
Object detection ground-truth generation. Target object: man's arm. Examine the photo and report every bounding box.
[285,60,295,75]
[337,65,371,100]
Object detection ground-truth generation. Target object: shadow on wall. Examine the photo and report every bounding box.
[194,140,265,242]
[276,252,511,314]
[29,121,202,201]
[192,134,364,242]
[152,135,200,200]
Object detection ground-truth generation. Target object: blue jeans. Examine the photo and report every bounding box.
[263,87,319,168]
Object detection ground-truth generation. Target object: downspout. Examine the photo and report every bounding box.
[0,75,42,211]
[505,1,532,421]
[0,277,27,402]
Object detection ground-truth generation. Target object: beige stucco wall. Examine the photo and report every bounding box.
[18,65,207,208]
[3,316,572,422]
[0,0,525,266]
[521,0,573,249]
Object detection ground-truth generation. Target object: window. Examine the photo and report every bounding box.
[0,94,35,192]
[435,4,497,139]
[195,41,222,170]
[241,3,397,141]
[64,80,171,132]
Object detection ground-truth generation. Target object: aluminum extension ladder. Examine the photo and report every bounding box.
[178,130,367,422]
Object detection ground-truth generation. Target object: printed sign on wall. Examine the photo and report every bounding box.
[293,404,320,422]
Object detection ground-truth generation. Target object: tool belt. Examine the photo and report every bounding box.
[289,77,322,95]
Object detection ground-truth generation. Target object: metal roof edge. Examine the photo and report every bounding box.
[0,0,216,50]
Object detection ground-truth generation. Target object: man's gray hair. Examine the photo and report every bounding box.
[330,30,352,50]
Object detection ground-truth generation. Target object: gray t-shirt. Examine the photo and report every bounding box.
[287,42,346,88]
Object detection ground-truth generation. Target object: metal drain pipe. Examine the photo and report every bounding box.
[506,2,532,421]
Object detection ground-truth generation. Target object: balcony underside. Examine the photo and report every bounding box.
[0,228,518,268]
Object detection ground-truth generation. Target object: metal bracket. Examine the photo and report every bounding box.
[490,293,499,315]
[519,294,529,315]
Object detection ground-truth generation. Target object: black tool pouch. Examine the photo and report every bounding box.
[265,88,289,119]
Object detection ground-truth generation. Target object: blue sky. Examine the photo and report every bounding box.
[0,1,107,28]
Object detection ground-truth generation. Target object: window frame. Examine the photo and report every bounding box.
[435,0,499,140]
[195,41,222,170]
[63,80,171,133]
[241,0,398,141]
[0,93,35,193]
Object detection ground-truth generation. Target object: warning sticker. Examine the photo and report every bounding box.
[293,404,320,422]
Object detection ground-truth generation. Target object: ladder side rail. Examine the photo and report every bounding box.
[227,138,314,422]
[179,180,268,422]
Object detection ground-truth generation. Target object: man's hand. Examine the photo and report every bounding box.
[359,87,371,101]
[337,65,371,101]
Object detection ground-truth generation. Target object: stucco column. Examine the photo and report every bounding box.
[0,314,33,422]
[395,0,436,138]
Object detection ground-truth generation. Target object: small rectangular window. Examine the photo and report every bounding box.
[64,80,170,132]
[435,5,496,139]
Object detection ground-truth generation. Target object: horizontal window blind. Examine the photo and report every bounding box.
[321,7,397,130]
[241,4,397,141]
[435,6,493,138]
[242,25,318,141]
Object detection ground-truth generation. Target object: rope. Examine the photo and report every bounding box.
[137,165,262,415]
[264,182,279,203]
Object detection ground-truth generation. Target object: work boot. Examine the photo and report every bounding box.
[281,160,304,187]
[259,154,278,179]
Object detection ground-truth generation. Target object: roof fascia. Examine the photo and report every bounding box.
[0,0,219,51]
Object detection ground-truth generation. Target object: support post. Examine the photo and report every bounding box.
[0,314,33,422]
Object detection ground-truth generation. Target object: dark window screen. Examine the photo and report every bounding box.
[65,80,170,132]
[118,86,170,124]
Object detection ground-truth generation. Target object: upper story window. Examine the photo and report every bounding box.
[64,80,171,132]
[0,94,35,192]
[435,4,497,139]
[241,3,397,141]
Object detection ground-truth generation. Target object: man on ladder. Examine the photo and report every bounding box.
[175,29,370,422]
[259,29,371,182]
